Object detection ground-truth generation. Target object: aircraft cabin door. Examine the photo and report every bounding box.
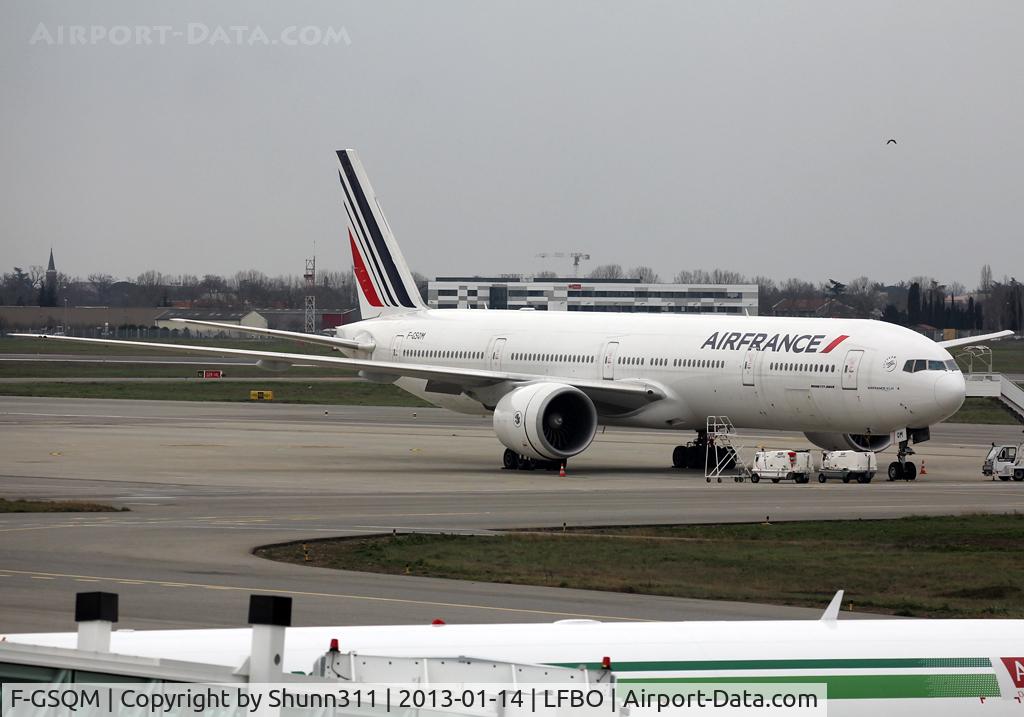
[489,338,507,371]
[842,349,864,390]
[602,342,620,380]
[390,334,405,361]
[742,350,755,386]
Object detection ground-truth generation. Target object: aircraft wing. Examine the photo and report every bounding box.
[12,334,664,412]
[166,318,375,352]
[937,330,1015,349]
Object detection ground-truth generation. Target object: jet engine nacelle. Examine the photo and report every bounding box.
[493,383,598,461]
[804,432,893,453]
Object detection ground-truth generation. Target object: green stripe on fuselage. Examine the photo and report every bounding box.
[552,657,992,672]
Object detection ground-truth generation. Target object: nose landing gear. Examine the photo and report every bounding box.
[887,439,917,481]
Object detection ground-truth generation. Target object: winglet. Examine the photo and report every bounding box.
[820,590,844,621]
[938,330,1014,349]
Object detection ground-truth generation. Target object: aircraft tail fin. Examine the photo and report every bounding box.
[336,150,427,319]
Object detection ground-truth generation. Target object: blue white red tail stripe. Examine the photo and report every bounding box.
[335,150,425,316]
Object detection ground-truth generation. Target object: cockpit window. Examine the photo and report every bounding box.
[903,358,961,373]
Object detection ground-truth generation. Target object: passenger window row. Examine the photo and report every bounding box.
[618,356,725,369]
[769,362,836,373]
[404,349,485,360]
[510,353,596,364]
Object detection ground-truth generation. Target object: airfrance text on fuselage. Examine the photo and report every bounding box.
[701,332,848,353]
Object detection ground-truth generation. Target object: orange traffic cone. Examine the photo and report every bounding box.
[919,460,927,475]
[559,463,567,478]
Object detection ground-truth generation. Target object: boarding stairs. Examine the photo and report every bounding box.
[705,416,752,482]
[958,345,1024,424]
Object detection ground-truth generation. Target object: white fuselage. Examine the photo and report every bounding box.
[9,618,1024,714]
[339,310,966,435]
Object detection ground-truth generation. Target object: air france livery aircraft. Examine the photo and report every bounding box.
[17,150,1013,478]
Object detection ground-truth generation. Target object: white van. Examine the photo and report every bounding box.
[818,450,878,484]
[751,450,817,484]
[982,443,1024,481]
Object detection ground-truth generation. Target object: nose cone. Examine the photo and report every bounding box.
[934,372,966,418]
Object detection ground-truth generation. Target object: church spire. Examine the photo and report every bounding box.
[47,248,55,272]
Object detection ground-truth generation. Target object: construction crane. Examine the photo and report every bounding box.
[535,251,591,277]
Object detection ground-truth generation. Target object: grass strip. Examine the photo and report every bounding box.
[0,498,128,513]
[0,380,430,405]
[0,361,353,379]
[0,337,342,356]
[948,397,1024,425]
[256,514,1024,618]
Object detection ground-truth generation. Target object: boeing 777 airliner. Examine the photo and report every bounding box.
[17,150,1013,478]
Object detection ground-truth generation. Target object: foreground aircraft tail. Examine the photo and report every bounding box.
[336,150,427,319]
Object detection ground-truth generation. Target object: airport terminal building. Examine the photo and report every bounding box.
[428,277,759,314]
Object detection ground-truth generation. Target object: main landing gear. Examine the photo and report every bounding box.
[672,431,708,470]
[671,431,738,473]
[887,439,917,481]
[502,448,562,472]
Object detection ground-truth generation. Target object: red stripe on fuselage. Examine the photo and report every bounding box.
[821,335,850,353]
[349,229,383,307]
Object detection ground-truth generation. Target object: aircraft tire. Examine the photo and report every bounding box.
[999,475,1011,481]
[502,449,518,470]
[686,448,703,470]
[672,446,687,468]
[904,462,917,481]
[516,455,535,471]
[887,462,903,481]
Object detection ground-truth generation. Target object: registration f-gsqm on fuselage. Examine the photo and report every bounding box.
[15,150,1013,475]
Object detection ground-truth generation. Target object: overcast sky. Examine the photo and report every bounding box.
[1,1,1021,288]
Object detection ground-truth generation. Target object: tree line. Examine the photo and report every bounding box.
[2,262,1021,333]
[584,262,1020,333]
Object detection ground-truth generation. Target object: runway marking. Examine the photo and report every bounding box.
[357,512,492,518]
[0,568,650,622]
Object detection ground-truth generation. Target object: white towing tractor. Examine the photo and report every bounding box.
[750,449,817,484]
[982,442,1024,481]
[818,450,878,484]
